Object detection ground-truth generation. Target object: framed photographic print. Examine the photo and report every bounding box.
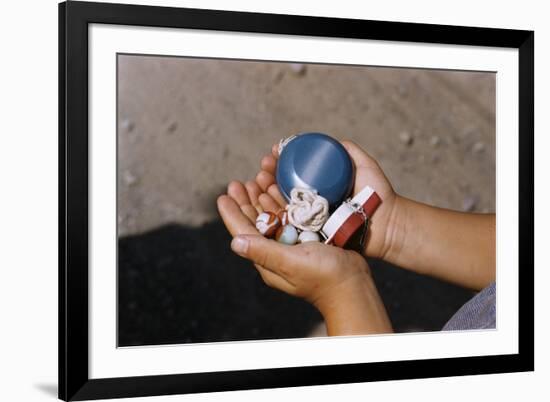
[59,1,534,400]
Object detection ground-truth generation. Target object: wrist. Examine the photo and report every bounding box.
[380,194,409,265]
[381,196,434,277]
[313,271,393,336]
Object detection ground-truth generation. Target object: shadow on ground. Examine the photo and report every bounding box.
[118,222,474,346]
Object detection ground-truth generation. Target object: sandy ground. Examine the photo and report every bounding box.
[117,55,495,346]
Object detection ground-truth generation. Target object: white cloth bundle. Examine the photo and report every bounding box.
[287,188,329,232]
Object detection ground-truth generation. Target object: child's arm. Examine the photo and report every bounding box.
[217,184,393,335]
[384,197,495,291]
[254,140,495,291]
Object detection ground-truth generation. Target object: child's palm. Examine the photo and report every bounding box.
[217,182,368,304]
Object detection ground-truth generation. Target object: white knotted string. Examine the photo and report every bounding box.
[287,188,329,232]
[277,135,298,156]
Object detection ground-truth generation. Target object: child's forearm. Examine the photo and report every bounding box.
[383,196,495,290]
[314,272,393,336]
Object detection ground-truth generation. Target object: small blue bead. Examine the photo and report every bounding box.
[276,133,354,210]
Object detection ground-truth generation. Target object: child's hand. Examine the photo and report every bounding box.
[217,182,392,335]
[236,137,494,296]
[251,140,398,259]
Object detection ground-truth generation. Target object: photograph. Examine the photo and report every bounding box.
[116,54,496,347]
[58,2,533,399]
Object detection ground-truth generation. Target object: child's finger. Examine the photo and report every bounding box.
[256,170,276,192]
[244,181,263,213]
[227,181,251,205]
[240,205,259,224]
[227,181,257,223]
[271,143,279,159]
[258,193,281,213]
[260,154,277,175]
[231,234,293,278]
[267,184,287,209]
[340,140,380,170]
[217,195,259,237]
[254,265,295,294]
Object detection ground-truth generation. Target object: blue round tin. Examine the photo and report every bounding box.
[276,132,354,210]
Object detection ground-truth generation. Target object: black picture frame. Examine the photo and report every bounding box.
[59,1,534,400]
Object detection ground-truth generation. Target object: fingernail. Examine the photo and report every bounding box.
[231,236,249,254]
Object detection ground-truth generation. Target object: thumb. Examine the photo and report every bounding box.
[231,234,290,272]
[340,140,379,169]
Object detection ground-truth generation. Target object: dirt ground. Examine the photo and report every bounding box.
[117,55,495,346]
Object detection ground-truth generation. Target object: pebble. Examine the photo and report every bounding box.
[429,136,441,147]
[472,141,485,153]
[167,121,178,134]
[120,118,135,133]
[122,170,138,186]
[399,131,414,146]
[462,195,478,212]
[289,63,306,76]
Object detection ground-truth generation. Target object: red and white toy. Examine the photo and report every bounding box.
[321,185,381,248]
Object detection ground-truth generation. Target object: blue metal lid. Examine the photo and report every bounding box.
[276,132,354,210]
